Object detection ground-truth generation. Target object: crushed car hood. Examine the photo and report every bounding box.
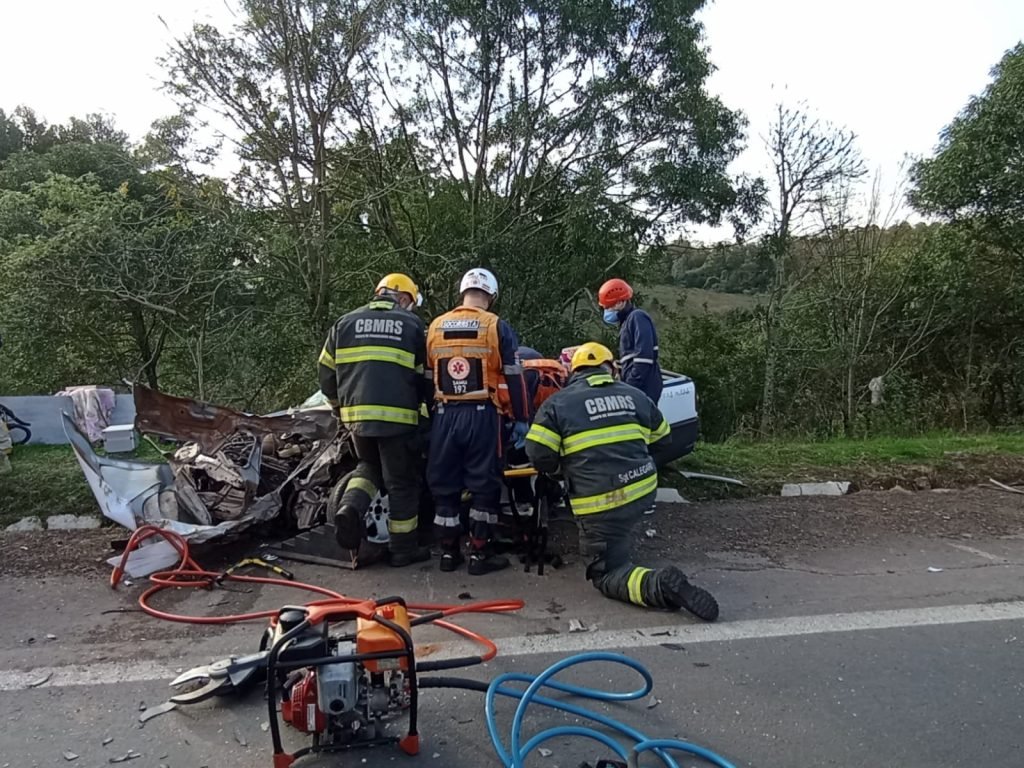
[133,385,337,454]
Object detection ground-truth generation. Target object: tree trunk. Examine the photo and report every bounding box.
[128,309,162,390]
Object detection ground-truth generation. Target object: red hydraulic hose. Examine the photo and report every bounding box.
[110,525,523,661]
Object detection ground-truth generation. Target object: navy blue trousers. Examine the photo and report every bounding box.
[427,402,502,546]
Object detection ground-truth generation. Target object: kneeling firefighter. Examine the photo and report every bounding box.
[426,268,531,575]
[318,273,432,567]
[524,342,719,620]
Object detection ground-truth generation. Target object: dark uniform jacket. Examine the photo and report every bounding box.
[524,368,671,516]
[617,304,663,403]
[318,297,429,437]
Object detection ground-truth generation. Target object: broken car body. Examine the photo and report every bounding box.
[65,386,356,547]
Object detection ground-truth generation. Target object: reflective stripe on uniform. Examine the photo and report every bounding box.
[338,404,418,425]
[347,477,377,496]
[319,347,336,370]
[469,508,498,525]
[649,417,670,443]
[570,473,658,516]
[627,567,652,606]
[525,424,562,453]
[335,345,416,370]
[561,423,648,456]
[586,374,614,386]
[632,358,656,365]
[433,514,460,528]
[388,516,418,534]
[503,364,523,375]
[431,345,492,357]
[620,352,638,362]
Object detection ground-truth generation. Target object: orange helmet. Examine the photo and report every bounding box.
[597,278,633,308]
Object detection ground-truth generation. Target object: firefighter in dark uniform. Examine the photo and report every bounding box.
[524,342,719,620]
[598,278,663,403]
[318,273,432,567]
[426,267,531,575]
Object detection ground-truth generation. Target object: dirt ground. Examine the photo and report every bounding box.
[3,486,1022,579]
[654,487,1024,559]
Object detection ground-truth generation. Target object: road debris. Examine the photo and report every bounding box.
[45,633,57,640]
[102,737,114,745]
[538,748,553,757]
[62,752,79,761]
[644,528,657,538]
[988,478,1024,495]
[260,722,270,732]
[26,671,52,688]
[568,618,587,633]
[108,751,141,763]
[234,729,248,747]
[647,696,662,709]
[927,567,944,573]
[678,471,746,486]
[139,702,177,724]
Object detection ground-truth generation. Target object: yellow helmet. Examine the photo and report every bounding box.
[570,342,615,372]
[376,273,423,306]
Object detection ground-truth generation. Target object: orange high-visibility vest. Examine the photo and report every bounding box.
[427,306,510,414]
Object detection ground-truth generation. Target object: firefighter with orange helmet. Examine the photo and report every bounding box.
[524,342,718,620]
[597,278,663,403]
[426,268,531,575]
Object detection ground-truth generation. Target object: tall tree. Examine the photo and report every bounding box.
[910,43,1024,260]
[163,0,386,343]
[372,0,752,242]
[759,103,866,434]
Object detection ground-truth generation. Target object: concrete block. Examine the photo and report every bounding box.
[655,487,689,504]
[5,516,44,532]
[781,481,851,497]
[45,514,102,530]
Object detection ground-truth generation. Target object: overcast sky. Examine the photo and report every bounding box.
[2,1,1022,242]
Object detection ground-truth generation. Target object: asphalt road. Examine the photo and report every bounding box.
[2,494,1024,767]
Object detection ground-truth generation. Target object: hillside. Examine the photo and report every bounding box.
[642,285,761,319]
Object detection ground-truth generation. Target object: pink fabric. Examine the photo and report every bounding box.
[57,386,117,443]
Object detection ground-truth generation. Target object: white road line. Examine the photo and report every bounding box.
[2,600,1023,692]
[946,542,1004,562]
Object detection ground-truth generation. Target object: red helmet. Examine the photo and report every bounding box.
[598,278,633,308]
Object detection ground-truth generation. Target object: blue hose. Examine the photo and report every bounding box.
[483,651,738,768]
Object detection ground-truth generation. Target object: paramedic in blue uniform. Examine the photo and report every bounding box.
[597,278,663,403]
[426,268,531,576]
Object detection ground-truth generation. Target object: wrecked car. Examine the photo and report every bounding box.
[64,385,359,548]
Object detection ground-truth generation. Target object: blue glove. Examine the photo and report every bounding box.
[512,421,530,450]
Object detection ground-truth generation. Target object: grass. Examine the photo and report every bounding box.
[667,432,1024,500]
[0,440,171,527]
[0,445,99,526]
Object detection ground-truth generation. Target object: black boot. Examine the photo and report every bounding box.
[389,546,432,568]
[439,541,465,572]
[468,550,510,576]
[660,566,719,622]
[333,505,365,551]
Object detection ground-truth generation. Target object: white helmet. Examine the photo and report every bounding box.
[459,267,499,298]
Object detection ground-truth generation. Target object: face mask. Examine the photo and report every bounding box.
[603,308,620,325]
